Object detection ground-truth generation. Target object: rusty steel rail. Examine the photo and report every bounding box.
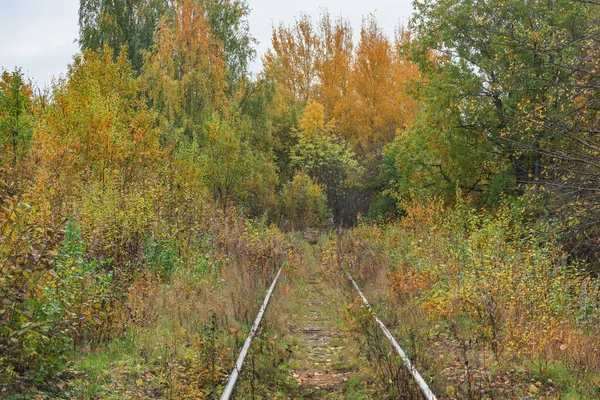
[219,266,283,400]
[346,271,438,400]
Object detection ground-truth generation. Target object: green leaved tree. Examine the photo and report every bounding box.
[0,69,34,168]
[396,0,600,262]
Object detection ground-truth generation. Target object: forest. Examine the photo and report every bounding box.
[1,0,599,398]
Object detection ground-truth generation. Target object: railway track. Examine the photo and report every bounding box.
[219,246,437,399]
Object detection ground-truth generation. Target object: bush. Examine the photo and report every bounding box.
[0,213,113,386]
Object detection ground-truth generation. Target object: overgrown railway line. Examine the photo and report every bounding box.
[219,241,437,399]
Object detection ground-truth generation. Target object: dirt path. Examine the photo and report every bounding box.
[286,246,374,399]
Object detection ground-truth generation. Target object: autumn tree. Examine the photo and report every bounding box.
[191,112,277,214]
[277,171,329,230]
[263,13,350,185]
[263,14,328,180]
[340,17,421,155]
[38,47,161,190]
[314,12,353,118]
[265,14,420,154]
[264,13,319,103]
[383,71,508,204]
[390,28,421,136]
[139,0,279,216]
[343,16,395,153]
[79,0,254,82]
[290,101,363,224]
[203,0,256,87]
[264,13,422,221]
[141,0,228,143]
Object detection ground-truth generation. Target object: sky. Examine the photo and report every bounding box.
[0,0,414,88]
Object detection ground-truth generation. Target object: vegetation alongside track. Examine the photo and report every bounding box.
[328,198,600,399]
[2,0,600,398]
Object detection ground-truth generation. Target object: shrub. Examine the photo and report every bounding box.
[0,211,113,386]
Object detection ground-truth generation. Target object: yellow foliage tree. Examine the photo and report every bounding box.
[265,13,421,155]
[341,17,420,154]
[263,13,319,103]
[315,12,353,119]
[37,47,161,191]
[141,0,228,142]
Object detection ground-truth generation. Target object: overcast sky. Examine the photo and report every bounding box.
[0,0,413,88]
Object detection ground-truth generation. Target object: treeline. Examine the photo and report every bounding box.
[263,13,420,223]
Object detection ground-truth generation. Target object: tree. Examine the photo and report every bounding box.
[290,101,363,224]
[264,14,420,156]
[0,69,34,168]
[38,47,161,189]
[383,68,508,204]
[79,0,170,73]
[315,12,353,119]
[204,0,256,87]
[141,0,228,143]
[340,17,421,155]
[79,0,255,83]
[263,13,319,103]
[263,14,422,221]
[344,16,395,153]
[194,112,277,214]
[406,0,600,262]
[278,171,329,230]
